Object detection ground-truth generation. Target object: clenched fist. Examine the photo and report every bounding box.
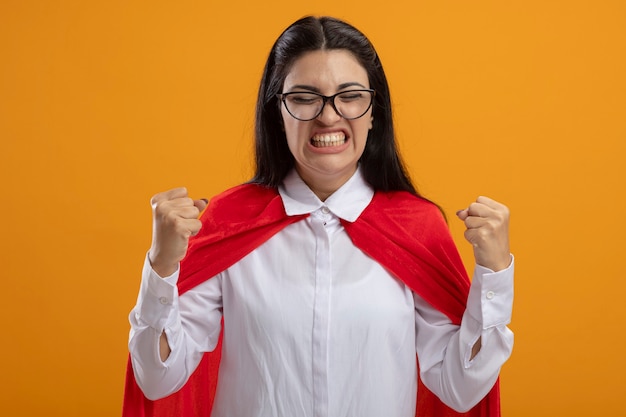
[148,187,208,278]
[456,196,511,272]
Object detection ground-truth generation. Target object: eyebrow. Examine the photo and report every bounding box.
[287,82,368,93]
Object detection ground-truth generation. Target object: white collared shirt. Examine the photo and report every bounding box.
[129,168,514,416]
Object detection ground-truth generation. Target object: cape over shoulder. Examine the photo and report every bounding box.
[181,185,467,305]
[342,191,471,323]
[177,183,307,294]
[123,184,298,417]
[122,185,501,417]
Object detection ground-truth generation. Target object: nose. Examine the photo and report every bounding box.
[316,98,342,124]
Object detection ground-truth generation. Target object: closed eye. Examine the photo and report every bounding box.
[287,94,321,105]
[337,91,365,102]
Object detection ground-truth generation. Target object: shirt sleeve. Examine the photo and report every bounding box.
[128,253,223,400]
[414,255,514,412]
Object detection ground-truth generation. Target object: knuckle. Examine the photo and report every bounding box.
[173,221,190,237]
[153,205,167,220]
[150,192,165,208]
[171,215,185,228]
[164,211,182,229]
[492,213,507,227]
[156,202,174,218]
[190,220,203,236]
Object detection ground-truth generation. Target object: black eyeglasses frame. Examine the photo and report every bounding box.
[276,89,376,121]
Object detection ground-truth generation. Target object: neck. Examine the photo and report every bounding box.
[296,166,357,202]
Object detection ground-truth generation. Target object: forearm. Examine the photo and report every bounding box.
[425,316,513,412]
[127,254,221,400]
[416,258,514,412]
[128,317,191,400]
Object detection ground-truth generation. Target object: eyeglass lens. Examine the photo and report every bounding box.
[282,90,373,121]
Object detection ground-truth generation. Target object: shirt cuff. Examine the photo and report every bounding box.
[466,255,514,329]
[134,253,181,332]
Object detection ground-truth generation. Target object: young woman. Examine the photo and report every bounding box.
[124,16,514,417]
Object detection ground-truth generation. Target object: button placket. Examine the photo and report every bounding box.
[310,208,331,417]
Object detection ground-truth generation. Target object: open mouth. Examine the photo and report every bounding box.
[310,132,347,148]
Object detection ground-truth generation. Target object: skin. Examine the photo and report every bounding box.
[148,187,207,278]
[456,196,511,272]
[280,49,373,201]
[148,50,511,362]
[148,187,207,362]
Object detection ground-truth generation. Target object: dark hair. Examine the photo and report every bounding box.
[250,16,419,196]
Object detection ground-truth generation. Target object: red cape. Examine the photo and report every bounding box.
[123,184,500,417]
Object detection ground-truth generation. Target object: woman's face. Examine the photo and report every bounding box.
[280,49,373,196]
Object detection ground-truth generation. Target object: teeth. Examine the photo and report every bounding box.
[311,132,346,147]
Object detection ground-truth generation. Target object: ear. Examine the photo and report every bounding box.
[369,116,374,130]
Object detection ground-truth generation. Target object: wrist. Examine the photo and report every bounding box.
[148,251,178,278]
[480,254,512,272]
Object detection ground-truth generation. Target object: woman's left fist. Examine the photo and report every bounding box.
[456,196,511,272]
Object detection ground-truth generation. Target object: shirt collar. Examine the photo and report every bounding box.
[278,166,374,222]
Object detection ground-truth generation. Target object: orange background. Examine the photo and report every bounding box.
[1,1,625,416]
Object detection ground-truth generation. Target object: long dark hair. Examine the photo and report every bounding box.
[250,16,419,196]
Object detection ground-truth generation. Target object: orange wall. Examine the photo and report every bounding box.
[1,1,625,416]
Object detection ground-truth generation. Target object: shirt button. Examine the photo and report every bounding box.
[486,291,495,300]
[321,206,330,214]
[159,297,169,305]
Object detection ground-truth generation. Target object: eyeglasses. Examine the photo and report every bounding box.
[277,89,376,121]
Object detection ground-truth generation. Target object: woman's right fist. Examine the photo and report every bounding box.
[148,187,208,277]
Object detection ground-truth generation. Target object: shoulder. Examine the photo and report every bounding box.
[360,191,450,239]
[210,183,279,207]
[368,191,445,220]
[201,183,283,225]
